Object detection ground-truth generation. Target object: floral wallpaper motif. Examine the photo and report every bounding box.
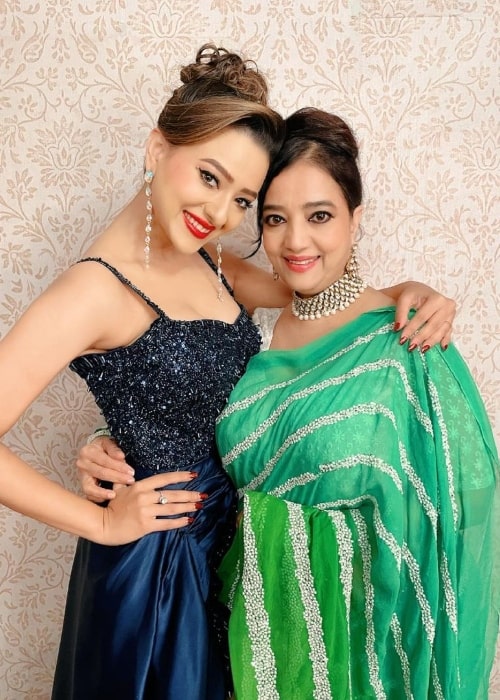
[0,1,498,697]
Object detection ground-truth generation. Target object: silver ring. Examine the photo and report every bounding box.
[158,491,168,505]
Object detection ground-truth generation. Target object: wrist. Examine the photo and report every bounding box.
[86,426,111,445]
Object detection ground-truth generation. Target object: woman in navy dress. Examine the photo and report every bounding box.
[0,44,285,700]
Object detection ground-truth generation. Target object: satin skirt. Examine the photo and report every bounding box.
[52,454,237,700]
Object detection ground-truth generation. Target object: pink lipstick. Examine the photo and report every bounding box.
[284,256,319,273]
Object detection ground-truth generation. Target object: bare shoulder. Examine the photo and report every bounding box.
[15,260,128,344]
[48,258,126,309]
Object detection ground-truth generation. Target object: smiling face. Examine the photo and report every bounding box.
[146,127,270,254]
[262,159,362,297]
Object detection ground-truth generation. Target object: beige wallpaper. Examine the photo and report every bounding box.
[0,1,498,698]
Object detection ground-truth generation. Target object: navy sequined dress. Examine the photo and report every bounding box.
[51,252,261,700]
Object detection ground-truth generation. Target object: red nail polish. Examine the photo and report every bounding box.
[408,343,417,352]
[189,472,198,479]
[399,336,408,345]
[443,344,448,351]
[394,322,401,331]
[187,517,194,524]
[195,503,203,510]
[199,493,209,500]
[422,344,430,353]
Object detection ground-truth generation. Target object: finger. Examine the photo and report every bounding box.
[408,318,453,352]
[398,304,438,344]
[77,444,135,478]
[154,501,203,516]
[393,304,412,334]
[151,488,207,504]
[440,326,452,350]
[76,458,135,486]
[91,436,126,458]
[81,442,132,471]
[143,514,193,534]
[80,474,116,503]
[103,443,126,459]
[138,471,198,490]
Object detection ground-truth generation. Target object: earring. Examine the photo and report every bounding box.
[216,238,223,301]
[345,243,360,278]
[272,268,279,281]
[144,170,154,267]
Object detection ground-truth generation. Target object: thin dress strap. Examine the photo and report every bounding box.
[198,248,234,297]
[74,257,166,317]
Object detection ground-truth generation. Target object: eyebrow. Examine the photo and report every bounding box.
[262,200,337,211]
[201,158,258,199]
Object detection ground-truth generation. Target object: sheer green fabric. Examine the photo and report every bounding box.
[216,307,498,700]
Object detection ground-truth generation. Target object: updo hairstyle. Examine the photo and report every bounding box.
[257,107,363,241]
[157,44,284,161]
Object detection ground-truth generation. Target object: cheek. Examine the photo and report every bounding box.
[224,206,247,233]
[262,233,280,262]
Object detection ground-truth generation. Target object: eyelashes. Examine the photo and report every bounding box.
[198,168,254,210]
[263,211,333,226]
[199,168,218,187]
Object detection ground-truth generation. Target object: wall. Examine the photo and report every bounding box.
[0,1,498,697]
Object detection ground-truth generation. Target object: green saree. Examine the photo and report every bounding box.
[216,307,498,700]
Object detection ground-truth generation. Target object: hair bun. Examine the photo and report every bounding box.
[286,108,359,161]
[179,43,269,105]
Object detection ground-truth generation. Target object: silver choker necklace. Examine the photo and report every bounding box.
[292,271,367,321]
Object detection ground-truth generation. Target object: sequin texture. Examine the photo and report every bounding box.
[69,255,262,478]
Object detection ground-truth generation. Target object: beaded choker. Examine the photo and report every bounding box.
[291,271,367,321]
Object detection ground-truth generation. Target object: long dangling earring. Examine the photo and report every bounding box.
[144,170,154,267]
[216,238,223,301]
[345,243,360,278]
[272,268,280,281]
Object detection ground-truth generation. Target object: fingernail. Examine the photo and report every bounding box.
[195,503,204,510]
[189,472,198,479]
[394,322,401,331]
[408,343,417,352]
[199,492,209,500]
[399,336,408,345]
[187,517,194,524]
[443,344,448,351]
[422,344,430,353]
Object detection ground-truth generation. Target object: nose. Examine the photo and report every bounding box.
[283,219,307,251]
[204,194,233,231]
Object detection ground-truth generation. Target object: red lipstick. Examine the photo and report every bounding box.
[183,211,216,239]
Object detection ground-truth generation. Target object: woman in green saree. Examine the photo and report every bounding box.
[215,108,498,699]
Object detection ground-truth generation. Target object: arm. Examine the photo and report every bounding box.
[0,445,197,544]
[207,245,456,348]
[0,265,197,543]
[228,252,455,349]
[206,244,292,313]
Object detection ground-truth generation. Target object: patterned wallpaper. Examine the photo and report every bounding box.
[0,1,498,697]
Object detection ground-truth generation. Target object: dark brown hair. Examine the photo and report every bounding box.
[256,107,363,244]
[156,44,284,161]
